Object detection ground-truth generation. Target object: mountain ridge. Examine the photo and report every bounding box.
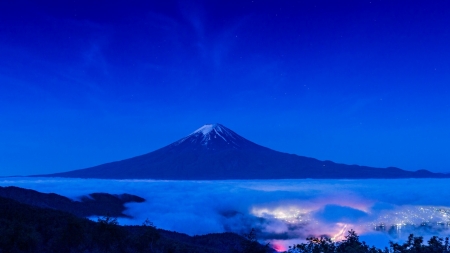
[0,186,145,218]
[35,124,450,179]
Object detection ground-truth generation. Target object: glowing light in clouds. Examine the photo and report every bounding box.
[251,206,313,224]
[331,224,348,241]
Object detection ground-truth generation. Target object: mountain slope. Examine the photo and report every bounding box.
[37,124,449,179]
[0,186,145,218]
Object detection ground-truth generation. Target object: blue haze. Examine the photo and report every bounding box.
[0,1,450,175]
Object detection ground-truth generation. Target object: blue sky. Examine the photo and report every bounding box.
[1,0,449,175]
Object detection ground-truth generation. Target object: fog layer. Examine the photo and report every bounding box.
[1,178,449,250]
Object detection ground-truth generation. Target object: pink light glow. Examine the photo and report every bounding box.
[269,241,288,252]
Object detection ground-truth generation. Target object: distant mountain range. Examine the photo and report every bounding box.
[36,124,450,179]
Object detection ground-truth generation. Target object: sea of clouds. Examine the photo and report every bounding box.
[1,178,450,251]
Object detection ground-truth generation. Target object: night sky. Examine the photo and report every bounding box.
[1,0,449,176]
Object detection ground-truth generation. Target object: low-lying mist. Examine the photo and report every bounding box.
[1,178,449,251]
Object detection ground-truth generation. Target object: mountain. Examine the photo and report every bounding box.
[37,123,450,179]
[0,186,145,218]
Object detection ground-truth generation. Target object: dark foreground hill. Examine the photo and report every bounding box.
[0,194,272,253]
[0,186,144,218]
[37,124,450,179]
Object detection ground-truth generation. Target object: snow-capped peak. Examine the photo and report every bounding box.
[176,123,240,148]
[192,124,224,135]
[191,124,232,142]
[192,124,215,135]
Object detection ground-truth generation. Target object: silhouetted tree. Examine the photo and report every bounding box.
[336,229,371,253]
[241,228,270,253]
[290,236,336,253]
[133,219,160,253]
[390,234,450,253]
[288,230,385,253]
[95,215,124,253]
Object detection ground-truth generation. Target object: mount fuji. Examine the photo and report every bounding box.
[38,124,449,179]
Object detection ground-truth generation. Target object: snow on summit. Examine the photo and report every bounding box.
[176,123,240,147]
[192,124,217,135]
